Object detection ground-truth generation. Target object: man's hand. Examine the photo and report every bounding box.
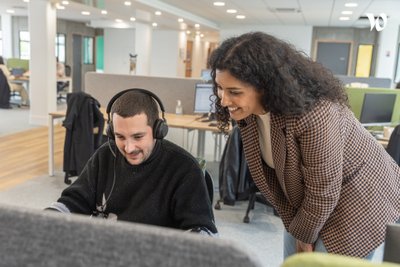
[296,239,314,253]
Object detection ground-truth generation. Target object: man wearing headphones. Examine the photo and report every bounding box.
[48,89,218,236]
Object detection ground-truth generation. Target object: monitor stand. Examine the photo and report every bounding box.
[200,112,216,122]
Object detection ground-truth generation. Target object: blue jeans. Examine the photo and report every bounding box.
[283,230,375,260]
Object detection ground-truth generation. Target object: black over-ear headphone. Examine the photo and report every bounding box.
[106,88,169,140]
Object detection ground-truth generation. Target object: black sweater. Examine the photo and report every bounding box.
[58,139,217,233]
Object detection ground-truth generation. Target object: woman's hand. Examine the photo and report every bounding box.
[296,239,314,253]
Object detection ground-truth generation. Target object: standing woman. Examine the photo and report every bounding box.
[209,32,399,260]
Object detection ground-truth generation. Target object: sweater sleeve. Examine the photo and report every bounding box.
[171,163,218,234]
[56,149,102,215]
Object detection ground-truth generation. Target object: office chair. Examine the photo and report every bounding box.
[196,157,214,203]
[57,65,72,102]
[204,170,214,204]
[243,180,279,223]
[383,223,400,264]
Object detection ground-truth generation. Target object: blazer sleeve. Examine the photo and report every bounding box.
[288,103,344,244]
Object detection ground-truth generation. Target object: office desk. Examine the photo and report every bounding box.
[10,76,73,93]
[48,111,223,176]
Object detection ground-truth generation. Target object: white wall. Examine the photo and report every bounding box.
[375,22,400,84]
[220,25,313,56]
[150,30,180,77]
[104,28,135,75]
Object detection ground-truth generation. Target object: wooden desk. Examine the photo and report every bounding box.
[48,111,222,176]
[10,76,73,93]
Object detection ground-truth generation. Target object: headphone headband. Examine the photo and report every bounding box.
[106,88,169,140]
[106,88,166,119]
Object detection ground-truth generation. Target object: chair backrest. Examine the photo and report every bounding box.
[65,65,72,77]
[0,204,262,267]
[205,170,214,203]
[383,223,400,264]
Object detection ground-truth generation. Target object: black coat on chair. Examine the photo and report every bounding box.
[62,92,104,183]
[217,125,251,205]
[0,69,11,109]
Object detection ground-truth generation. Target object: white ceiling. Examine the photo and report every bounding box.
[1,0,400,38]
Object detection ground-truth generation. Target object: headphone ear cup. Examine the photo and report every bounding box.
[106,123,114,140]
[153,119,168,139]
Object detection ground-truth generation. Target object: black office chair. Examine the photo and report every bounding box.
[243,180,279,223]
[383,223,400,264]
[57,65,72,102]
[204,170,214,204]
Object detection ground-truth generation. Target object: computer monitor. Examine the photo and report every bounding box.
[194,83,215,115]
[200,69,212,82]
[11,68,25,77]
[360,93,397,126]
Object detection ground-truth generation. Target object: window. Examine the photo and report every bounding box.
[83,36,93,64]
[355,44,374,78]
[55,33,66,63]
[19,31,30,59]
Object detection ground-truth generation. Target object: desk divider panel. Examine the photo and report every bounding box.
[346,87,400,125]
[85,72,203,115]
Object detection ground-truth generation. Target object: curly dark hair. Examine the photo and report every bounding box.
[208,32,348,133]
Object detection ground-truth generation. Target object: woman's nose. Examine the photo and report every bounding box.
[219,91,230,107]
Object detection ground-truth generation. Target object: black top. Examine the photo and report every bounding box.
[57,139,217,233]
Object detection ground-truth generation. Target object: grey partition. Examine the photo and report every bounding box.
[335,74,392,88]
[0,204,262,267]
[85,72,203,114]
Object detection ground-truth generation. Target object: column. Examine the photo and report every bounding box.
[28,0,57,125]
[135,22,152,75]
[1,14,13,58]
[375,19,400,86]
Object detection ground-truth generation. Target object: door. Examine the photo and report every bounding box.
[185,40,193,78]
[316,42,351,75]
[72,34,82,92]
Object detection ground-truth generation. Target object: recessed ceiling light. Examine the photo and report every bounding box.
[186,30,191,34]
[56,4,65,10]
[339,16,350,20]
[213,2,225,6]
[101,10,107,14]
[152,22,158,27]
[227,9,237,14]
[236,15,246,19]
[200,34,204,38]
[22,0,29,3]
[115,19,123,23]
[155,11,162,16]
[178,18,184,22]
[341,10,353,15]
[81,11,90,15]
[124,1,131,6]
[345,2,358,7]
[130,17,136,21]
[61,1,69,5]
[6,9,15,14]
[194,24,200,28]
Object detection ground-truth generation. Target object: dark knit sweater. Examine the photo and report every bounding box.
[57,139,217,233]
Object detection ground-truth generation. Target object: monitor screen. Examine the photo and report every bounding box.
[200,69,212,82]
[360,93,396,126]
[194,83,215,114]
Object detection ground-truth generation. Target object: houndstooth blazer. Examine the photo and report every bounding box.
[237,100,400,257]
